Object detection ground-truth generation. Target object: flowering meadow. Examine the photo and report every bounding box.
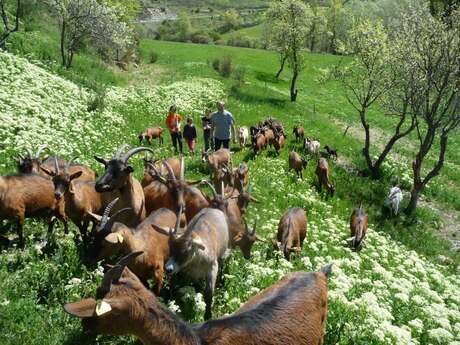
[0,48,459,345]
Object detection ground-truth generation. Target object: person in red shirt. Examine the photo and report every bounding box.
[165,105,183,154]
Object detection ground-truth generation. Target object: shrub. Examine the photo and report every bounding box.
[219,56,233,78]
[148,51,158,64]
[233,66,246,86]
[190,33,211,44]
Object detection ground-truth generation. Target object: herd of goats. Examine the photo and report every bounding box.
[0,118,405,345]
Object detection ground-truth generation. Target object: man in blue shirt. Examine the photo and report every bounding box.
[210,101,236,150]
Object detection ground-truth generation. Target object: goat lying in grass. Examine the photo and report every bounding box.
[64,252,332,345]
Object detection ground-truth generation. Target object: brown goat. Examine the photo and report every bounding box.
[202,149,232,176]
[350,204,368,251]
[273,207,307,261]
[17,145,96,181]
[139,127,164,146]
[205,182,260,259]
[97,208,176,294]
[273,133,286,155]
[40,159,120,243]
[95,145,153,227]
[315,158,335,198]
[0,174,67,247]
[141,157,181,188]
[64,252,332,345]
[292,126,305,142]
[253,133,267,156]
[288,151,308,179]
[262,127,275,147]
[233,162,249,193]
[144,158,209,223]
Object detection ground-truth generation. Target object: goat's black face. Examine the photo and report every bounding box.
[53,175,70,200]
[95,160,133,192]
[17,158,39,174]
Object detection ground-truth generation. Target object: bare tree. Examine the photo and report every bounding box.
[335,20,415,179]
[0,0,20,48]
[396,5,460,214]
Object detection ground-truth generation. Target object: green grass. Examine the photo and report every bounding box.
[220,23,264,40]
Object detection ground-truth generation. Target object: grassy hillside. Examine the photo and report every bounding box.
[220,23,264,39]
[0,38,459,345]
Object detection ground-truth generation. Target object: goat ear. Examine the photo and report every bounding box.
[191,233,205,250]
[70,171,83,181]
[64,298,97,318]
[94,156,108,166]
[125,165,134,173]
[40,166,55,177]
[233,232,243,242]
[105,233,123,244]
[255,235,265,242]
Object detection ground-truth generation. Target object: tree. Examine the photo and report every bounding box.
[267,0,311,102]
[0,0,20,48]
[307,2,327,53]
[395,4,460,214]
[47,0,133,68]
[221,9,241,33]
[335,20,415,179]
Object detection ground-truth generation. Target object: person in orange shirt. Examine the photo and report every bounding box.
[165,105,183,154]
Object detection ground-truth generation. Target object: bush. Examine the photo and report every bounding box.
[212,58,220,72]
[190,33,211,44]
[219,56,233,78]
[233,66,246,86]
[148,51,158,64]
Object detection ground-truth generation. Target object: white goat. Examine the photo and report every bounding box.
[238,126,249,147]
[305,138,321,156]
[384,187,403,215]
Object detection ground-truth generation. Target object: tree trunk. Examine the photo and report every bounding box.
[60,19,67,67]
[290,67,299,102]
[358,109,375,176]
[405,184,422,215]
[275,54,287,79]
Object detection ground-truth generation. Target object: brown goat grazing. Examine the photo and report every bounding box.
[288,151,308,179]
[138,127,164,146]
[212,165,234,195]
[273,207,307,261]
[97,208,176,294]
[273,133,286,155]
[95,145,153,227]
[253,133,267,156]
[0,174,67,247]
[64,252,332,345]
[141,156,181,187]
[315,158,335,198]
[202,149,232,176]
[292,126,305,142]
[41,159,120,243]
[350,204,368,251]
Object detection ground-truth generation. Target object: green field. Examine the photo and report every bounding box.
[1,34,459,345]
[220,23,264,39]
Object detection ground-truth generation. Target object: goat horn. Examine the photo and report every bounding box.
[122,147,154,164]
[54,157,60,175]
[162,160,176,181]
[99,198,120,230]
[102,208,132,234]
[65,157,78,173]
[25,148,33,159]
[114,144,130,159]
[251,219,257,236]
[101,251,143,291]
[35,144,47,159]
[221,181,225,198]
[201,180,217,199]
[180,156,185,181]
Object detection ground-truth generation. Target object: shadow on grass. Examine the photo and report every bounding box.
[230,86,288,108]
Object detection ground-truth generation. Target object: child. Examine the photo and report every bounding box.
[183,117,197,155]
[201,108,212,151]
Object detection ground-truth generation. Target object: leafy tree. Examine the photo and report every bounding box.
[335,20,415,179]
[221,8,241,33]
[0,0,20,48]
[47,0,133,68]
[306,1,327,52]
[267,0,311,102]
[103,0,141,24]
[395,4,460,214]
